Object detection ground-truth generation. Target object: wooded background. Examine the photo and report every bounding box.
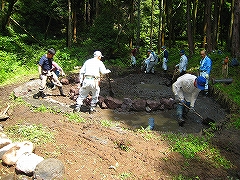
[0,0,239,59]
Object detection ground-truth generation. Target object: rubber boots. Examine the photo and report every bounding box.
[58,87,66,97]
[33,91,46,99]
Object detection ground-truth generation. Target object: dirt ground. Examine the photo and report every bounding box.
[0,69,240,180]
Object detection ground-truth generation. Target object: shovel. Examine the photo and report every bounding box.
[181,103,215,125]
[0,105,10,120]
[107,74,114,97]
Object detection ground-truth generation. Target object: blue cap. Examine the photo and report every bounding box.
[180,50,185,54]
[161,46,166,49]
[196,76,206,90]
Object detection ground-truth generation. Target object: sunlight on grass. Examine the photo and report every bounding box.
[5,124,55,145]
[136,126,156,140]
[164,133,233,169]
[100,119,119,127]
[65,112,86,123]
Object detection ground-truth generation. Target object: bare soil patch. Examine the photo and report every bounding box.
[0,70,240,179]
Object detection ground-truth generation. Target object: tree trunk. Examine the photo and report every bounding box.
[187,0,194,56]
[203,0,213,52]
[150,0,154,49]
[167,0,173,48]
[192,0,198,49]
[157,0,163,54]
[231,0,240,58]
[73,9,77,43]
[136,0,141,47]
[228,0,234,51]
[212,0,223,50]
[67,0,72,47]
[1,0,17,34]
[161,0,166,47]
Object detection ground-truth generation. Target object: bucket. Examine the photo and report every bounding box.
[148,117,154,130]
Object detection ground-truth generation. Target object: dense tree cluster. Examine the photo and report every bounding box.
[0,0,239,58]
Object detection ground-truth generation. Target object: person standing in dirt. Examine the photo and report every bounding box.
[33,48,66,99]
[175,50,188,76]
[142,50,157,74]
[161,46,169,75]
[131,47,138,67]
[172,74,206,126]
[199,49,212,96]
[74,51,111,113]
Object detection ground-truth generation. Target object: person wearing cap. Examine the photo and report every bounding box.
[172,73,206,126]
[74,51,111,113]
[175,50,188,76]
[199,50,212,96]
[33,48,66,99]
[161,46,169,74]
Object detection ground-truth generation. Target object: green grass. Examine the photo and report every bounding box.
[5,124,55,145]
[100,119,119,127]
[65,112,86,123]
[136,126,156,140]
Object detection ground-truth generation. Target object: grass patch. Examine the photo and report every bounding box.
[100,119,119,127]
[65,112,85,123]
[164,133,233,169]
[136,126,156,140]
[5,124,55,145]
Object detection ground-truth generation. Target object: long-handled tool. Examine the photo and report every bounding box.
[107,74,114,97]
[181,103,215,125]
[0,105,10,120]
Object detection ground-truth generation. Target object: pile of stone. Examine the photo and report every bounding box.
[0,129,65,179]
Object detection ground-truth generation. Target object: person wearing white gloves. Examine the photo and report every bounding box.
[172,74,206,126]
[74,51,111,113]
[199,50,212,95]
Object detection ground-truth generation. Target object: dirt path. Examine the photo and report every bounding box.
[0,72,240,179]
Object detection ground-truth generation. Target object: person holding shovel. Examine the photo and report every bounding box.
[33,48,66,99]
[74,51,111,113]
[172,74,206,126]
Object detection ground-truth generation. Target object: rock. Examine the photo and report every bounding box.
[0,143,17,159]
[104,96,123,109]
[97,95,108,109]
[132,99,146,111]
[160,98,175,109]
[121,98,133,111]
[33,158,65,180]
[60,78,69,85]
[0,137,12,149]
[69,87,79,100]
[16,152,44,174]
[13,79,41,97]
[146,100,162,111]
[2,141,35,165]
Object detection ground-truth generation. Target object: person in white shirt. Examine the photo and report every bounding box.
[172,74,206,126]
[175,50,188,76]
[74,51,111,113]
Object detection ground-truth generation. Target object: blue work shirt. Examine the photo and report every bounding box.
[200,56,212,74]
[39,55,53,71]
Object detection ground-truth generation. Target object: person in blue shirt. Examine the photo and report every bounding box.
[33,48,65,99]
[175,50,188,76]
[199,50,212,95]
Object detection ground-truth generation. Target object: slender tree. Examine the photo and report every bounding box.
[231,0,240,58]
[187,0,194,56]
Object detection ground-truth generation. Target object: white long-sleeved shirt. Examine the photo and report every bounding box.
[79,57,110,83]
[176,54,188,72]
[172,74,201,107]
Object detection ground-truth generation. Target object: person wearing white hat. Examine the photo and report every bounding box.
[74,51,111,113]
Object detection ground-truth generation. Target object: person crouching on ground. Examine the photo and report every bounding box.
[33,48,65,99]
[74,51,111,113]
[172,74,206,126]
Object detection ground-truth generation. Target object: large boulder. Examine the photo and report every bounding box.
[33,158,65,180]
[146,100,162,111]
[121,98,133,111]
[0,143,17,159]
[132,99,146,111]
[160,98,175,109]
[2,141,35,166]
[104,96,123,109]
[16,152,44,174]
[0,137,12,149]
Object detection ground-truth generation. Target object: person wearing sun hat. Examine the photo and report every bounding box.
[172,73,206,126]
